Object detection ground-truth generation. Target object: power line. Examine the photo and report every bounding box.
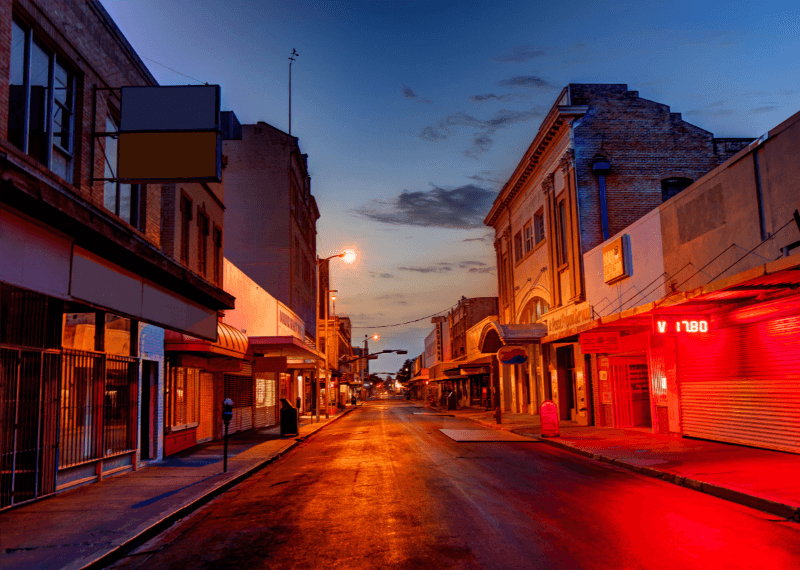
[141,56,206,84]
[351,303,456,329]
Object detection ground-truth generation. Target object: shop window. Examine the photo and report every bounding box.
[102,115,145,229]
[514,231,524,262]
[8,19,76,183]
[62,312,97,351]
[534,209,545,245]
[523,222,533,254]
[104,314,131,357]
[167,366,199,430]
[180,194,193,265]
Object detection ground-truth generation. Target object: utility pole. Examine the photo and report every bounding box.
[288,48,298,135]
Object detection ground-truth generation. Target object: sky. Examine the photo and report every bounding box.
[100,0,800,373]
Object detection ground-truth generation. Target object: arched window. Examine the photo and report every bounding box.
[519,296,550,324]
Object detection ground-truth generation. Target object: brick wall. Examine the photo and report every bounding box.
[569,84,753,254]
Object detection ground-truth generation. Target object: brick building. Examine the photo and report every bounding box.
[482,84,752,422]
[0,0,234,507]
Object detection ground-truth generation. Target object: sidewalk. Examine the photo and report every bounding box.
[0,407,357,570]
[430,402,800,522]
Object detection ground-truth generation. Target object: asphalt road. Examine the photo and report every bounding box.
[110,399,800,570]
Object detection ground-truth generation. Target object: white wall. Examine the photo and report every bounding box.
[584,209,666,318]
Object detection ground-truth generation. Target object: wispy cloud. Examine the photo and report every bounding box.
[420,107,544,158]
[369,271,397,279]
[402,85,432,103]
[492,44,547,63]
[466,171,504,186]
[399,265,453,273]
[463,232,493,243]
[469,93,517,103]
[375,293,405,300]
[750,105,779,114]
[497,75,553,89]
[468,267,495,274]
[686,102,735,117]
[351,183,496,229]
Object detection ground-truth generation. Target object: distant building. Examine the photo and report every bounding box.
[222,121,320,339]
[483,84,753,421]
[447,296,499,359]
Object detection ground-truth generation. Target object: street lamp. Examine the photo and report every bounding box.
[316,250,356,422]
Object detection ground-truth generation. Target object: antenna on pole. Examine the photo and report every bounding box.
[288,48,299,135]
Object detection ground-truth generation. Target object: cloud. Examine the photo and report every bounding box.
[369,271,397,279]
[398,265,453,273]
[420,107,544,157]
[686,103,735,117]
[749,105,779,114]
[492,44,546,63]
[351,183,497,229]
[468,267,495,274]
[466,171,504,185]
[497,75,553,89]
[458,260,486,268]
[469,93,516,103]
[402,85,432,103]
[375,293,405,300]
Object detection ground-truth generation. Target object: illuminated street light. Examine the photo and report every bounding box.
[342,249,356,264]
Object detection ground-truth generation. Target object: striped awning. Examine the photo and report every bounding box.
[164,321,249,358]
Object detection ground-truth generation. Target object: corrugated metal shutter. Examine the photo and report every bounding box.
[223,370,253,434]
[197,372,214,442]
[679,314,800,454]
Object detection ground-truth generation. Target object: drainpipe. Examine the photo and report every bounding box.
[592,154,612,241]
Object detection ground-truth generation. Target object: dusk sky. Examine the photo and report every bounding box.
[100,0,800,372]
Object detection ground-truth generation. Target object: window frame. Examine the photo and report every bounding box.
[513,231,524,263]
[213,225,223,286]
[197,209,209,277]
[180,194,193,265]
[523,221,533,254]
[557,199,568,267]
[102,113,145,230]
[533,209,545,247]
[8,18,76,183]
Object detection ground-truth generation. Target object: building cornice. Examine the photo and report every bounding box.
[484,99,588,227]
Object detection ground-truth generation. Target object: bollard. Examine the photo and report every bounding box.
[494,406,502,424]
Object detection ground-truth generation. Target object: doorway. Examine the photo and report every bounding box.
[139,361,157,460]
[556,346,576,421]
[609,355,651,428]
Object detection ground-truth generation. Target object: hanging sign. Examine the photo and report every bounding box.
[497,345,528,364]
[653,315,710,334]
[602,235,631,284]
[579,331,621,353]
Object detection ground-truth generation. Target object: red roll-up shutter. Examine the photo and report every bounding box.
[678,314,800,454]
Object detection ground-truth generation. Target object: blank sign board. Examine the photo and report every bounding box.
[120,85,219,132]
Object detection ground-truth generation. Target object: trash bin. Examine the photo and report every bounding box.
[447,391,457,410]
[280,398,299,436]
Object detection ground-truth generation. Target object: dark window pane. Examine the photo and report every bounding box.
[119,183,132,224]
[54,62,71,108]
[28,41,50,165]
[8,21,26,149]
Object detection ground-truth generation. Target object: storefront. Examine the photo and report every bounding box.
[163,322,249,454]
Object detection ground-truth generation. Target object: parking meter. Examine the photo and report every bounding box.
[222,398,234,423]
[222,398,234,472]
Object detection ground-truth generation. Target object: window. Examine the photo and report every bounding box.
[294,237,301,275]
[197,210,209,276]
[523,222,533,254]
[103,115,145,229]
[8,19,75,182]
[534,209,545,245]
[661,177,693,202]
[514,231,524,262]
[166,366,199,430]
[180,195,192,264]
[213,226,223,286]
[557,200,568,266]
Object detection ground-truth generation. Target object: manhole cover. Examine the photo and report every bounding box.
[440,429,535,442]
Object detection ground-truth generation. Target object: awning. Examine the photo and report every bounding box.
[164,321,249,358]
[249,336,324,361]
[478,321,547,353]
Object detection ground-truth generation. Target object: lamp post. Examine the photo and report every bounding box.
[316,250,355,422]
[324,289,337,419]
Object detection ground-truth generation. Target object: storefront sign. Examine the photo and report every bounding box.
[497,345,528,364]
[541,301,594,337]
[579,331,621,353]
[602,235,630,284]
[654,315,710,334]
[277,303,305,339]
[540,400,559,437]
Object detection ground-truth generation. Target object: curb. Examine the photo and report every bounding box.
[80,407,357,570]
[528,433,800,523]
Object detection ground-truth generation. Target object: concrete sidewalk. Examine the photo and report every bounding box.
[0,407,358,570]
[433,403,800,522]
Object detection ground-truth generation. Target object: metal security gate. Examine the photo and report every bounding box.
[224,364,253,434]
[679,314,800,454]
[0,348,60,509]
